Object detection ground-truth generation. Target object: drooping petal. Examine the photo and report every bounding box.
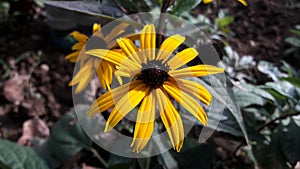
[87,80,142,116]
[117,38,141,64]
[105,81,150,132]
[163,82,208,125]
[169,65,224,78]
[167,48,198,70]
[70,31,88,42]
[131,91,156,153]
[169,78,212,105]
[72,42,85,50]
[140,24,156,60]
[96,60,115,90]
[65,51,80,62]
[156,88,184,152]
[156,34,185,62]
[68,59,94,93]
[86,49,141,70]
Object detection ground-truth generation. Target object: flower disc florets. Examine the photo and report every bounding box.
[139,60,170,89]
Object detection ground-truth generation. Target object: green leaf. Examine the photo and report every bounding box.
[257,61,287,81]
[215,16,234,28]
[285,37,300,47]
[265,81,296,99]
[281,77,300,88]
[281,119,300,165]
[196,76,249,144]
[44,0,124,20]
[233,88,266,108]
[0,139,49,169]
[171,0,202,16]
[48,106,92,161]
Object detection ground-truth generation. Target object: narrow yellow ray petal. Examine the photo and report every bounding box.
[141,24,156,60]
[70,31,88,42]
[163,82,208,125]
[86,49,141,70]
[156,88,184,151]
[169,78,212,105]
[68,59,94,86]
[105,82,150,132]
[156,34,185,61]
[167,48,198,70]
[238,0,247,6]
[75,70,93,94]
[65,51,80,61]
[72,42,85,50]
[131,91,155,152]
[203,0,213,4]
[104,22,129,43]
[93,23,101,34]
[169,65,224,78]
[87,81,141,116]
[117,38,141,64]
[97,63,106,89]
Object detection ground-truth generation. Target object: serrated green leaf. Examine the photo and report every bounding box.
[48,106,92,161]
[0,139,49,169]
[171,0,202,16]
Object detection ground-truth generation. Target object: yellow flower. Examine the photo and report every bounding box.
[86,24,224,152]
[203,0,247,6]
[66,23,128,93]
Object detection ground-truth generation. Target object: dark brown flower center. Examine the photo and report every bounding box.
[138,60,170,89]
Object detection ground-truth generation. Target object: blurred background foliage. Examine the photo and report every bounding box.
[0,0,300,169]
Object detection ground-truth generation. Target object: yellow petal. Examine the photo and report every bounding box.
[167,48,198,70]
[96,60,115,90]
[238,0,247,6]
[70,31,88,42]
[117,38,141,64]
[87,81,142,116]
[105,22,129,44]
[163,82,208,125]
[93,23,101,33]
[203,0,213,4]
[169,78,212,105]
[141,24,156,60]
[72,42,85,50]
[169,65,224,78]
[131,91,156,153]
[68,59,94,94]
[65,51,80,62]
[156,88,184,152]
[156,34,185,62]
[104,81,150,132]
[86,49,141,70]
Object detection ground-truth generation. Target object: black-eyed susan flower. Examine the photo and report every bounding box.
[66,23,128,93]
[86,24,224,153]
[203,0,247,6]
